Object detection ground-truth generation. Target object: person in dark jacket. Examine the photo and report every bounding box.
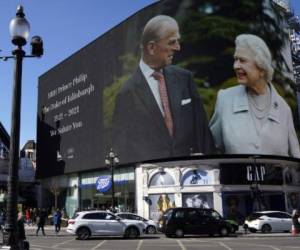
[36,208,47,236]
[53,209,62,234]
[17,211,26,250]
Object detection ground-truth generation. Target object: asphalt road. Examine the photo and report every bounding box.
[1,227,300,250]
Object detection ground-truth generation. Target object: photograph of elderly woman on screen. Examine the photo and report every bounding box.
[209,34,300,158]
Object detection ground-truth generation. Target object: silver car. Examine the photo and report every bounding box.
[244,211,294,233]
[67,210,145,240]
[116,212,158,234]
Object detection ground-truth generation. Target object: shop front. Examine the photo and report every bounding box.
[79,166,135,212]
[136,156,300,224]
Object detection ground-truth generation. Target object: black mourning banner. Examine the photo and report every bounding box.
[220,163,283,185]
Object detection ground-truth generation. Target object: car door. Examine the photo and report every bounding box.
[267,212,282,231]
[184,209,204,234]
[104,213,124,235]
[82,212,107,235]
[278,212,292,231]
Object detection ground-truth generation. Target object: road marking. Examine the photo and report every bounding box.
[177,239,187,250]
[229,242,282,250]
[136,240,143,250]
[219,241,233,250]
[52,238,75,248]
[31,245,70,250]
[90,240,106,250]
[252,244,281,250]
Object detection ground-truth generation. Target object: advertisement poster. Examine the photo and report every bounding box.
[182,193,213,209]
[149,194,175,221]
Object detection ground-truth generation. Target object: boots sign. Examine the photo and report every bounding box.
[96,175,112,192]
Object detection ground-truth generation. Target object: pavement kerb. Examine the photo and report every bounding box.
[24,226,300,237]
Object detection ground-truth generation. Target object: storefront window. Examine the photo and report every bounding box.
[222,192,285,225]
[149,172,174,186]
[181,169,213,185]
[80,166,135,212]
[182,193,213,209]
[287,192,300,212]
[149,194,175,221]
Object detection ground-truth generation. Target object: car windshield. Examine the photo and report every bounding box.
[71,213,80,219]
[163,209,173,220]
[211,210,222,220]
[114,214,122,220]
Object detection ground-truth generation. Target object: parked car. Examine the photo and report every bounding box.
[244,211,294,233]
[66,210,145,240]
[158,207,232,237]
[116,212,158,234]
[225,219,239,233]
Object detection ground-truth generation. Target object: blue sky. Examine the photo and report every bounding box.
[0,0,299,147]
[0,0,156,147]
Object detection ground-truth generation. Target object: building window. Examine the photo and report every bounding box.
[149,172,175,187]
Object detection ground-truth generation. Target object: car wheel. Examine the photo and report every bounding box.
[220,227,229,237]
[174,229,184,238]
[124,227,139,239]
[76,227,90,240]
[146,225,156,234]
[261,224,272,233]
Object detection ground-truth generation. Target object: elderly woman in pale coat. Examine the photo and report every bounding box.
[209,34,300,158]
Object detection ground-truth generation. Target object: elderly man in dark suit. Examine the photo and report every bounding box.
[112,15,215,163]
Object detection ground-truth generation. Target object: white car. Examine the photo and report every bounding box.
[116,212,158,234]
[67,210,145,240]
[244,211,294,233]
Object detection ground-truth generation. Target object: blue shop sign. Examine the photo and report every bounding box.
[96,176,112,192]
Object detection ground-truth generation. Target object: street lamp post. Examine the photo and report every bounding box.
[250,156,263,212]
[0,5,43,249]
[105,149,119,212]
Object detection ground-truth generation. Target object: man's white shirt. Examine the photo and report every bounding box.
[139,59,164,115]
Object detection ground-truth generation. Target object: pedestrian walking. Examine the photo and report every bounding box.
[17,211,27,250]
[36,208,47,236]
[25,208,31,226]
[292,209,300,235]
[53,208,62,234]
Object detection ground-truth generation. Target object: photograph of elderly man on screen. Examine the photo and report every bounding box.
[112,15,215,163]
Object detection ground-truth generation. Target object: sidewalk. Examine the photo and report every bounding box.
[236,226,300,237]
[24,225,70,237]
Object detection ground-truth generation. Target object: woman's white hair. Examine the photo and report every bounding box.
[235,34,274,82]
[141,15,179,49]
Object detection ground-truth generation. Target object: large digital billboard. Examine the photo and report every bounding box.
[36,0,300,178]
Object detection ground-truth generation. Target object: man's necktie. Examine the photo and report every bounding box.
[152,71,174,136]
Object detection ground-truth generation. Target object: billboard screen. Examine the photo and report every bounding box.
[37,0,300,177]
